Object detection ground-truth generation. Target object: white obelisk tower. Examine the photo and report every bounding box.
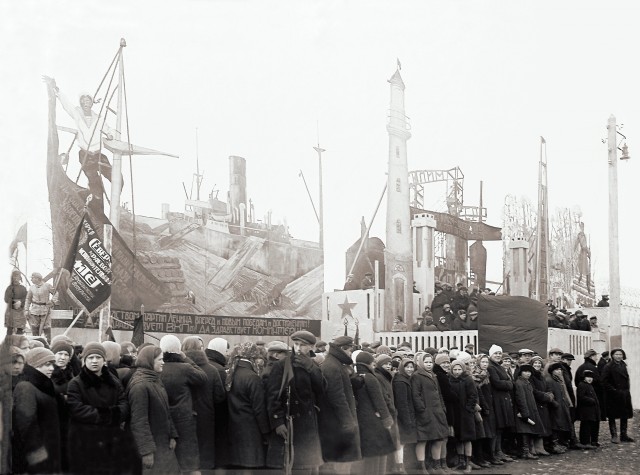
[384,64,414,331]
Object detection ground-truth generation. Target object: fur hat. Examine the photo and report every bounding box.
[610,348,627,360]
[489,344,503,356]
[519,364,535,374]
[450,360,466,372]
[26,347,55,368]
[456,351,472,364]
[208,337,229,353]
[51,340,74,356]
[583,370,595,378]
[375,345,391,355]
[375,354,392,366]
[356,351,375,365]
[548,362,564,374]
[435,353,451,366]
[160,335,182,354]
[424,347,438,357]
[82,342,106,360]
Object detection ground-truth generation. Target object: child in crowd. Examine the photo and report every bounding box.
[576,369,600,448]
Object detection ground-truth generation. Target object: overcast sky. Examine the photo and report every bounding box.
[2,0,639,297]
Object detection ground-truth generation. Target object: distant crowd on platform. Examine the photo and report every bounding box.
[2,323,634,475]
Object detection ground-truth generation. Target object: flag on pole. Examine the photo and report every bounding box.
[9,222,27,257]
[131,313,145,347]
[541,136,546,144]
[62,213,112,315]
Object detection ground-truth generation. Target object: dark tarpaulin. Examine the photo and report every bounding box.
[477,295,548,356]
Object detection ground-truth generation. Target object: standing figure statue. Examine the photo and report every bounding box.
[574,222,591,287]
[24,272,55,342]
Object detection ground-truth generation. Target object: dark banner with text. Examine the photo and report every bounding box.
[53,308,321,337]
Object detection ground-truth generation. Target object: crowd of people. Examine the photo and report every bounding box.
[1,324,634,475]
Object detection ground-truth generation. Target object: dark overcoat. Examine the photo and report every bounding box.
[434,363,458,425]
[530,371,553,437]
[354,364,396,457]
[374,366,401,447]
[513,377,544,435]
[184,349,226,470]
[264,353,325,469]
[12,364,61,474]
[430,292,450,320]
[227,360,271,468]
[411,367,449,441]
[487,359,515,430]
[575,357,606,420]
[392,366,417,444]
[561,363,576,407]
[160,352,208,471]
[205,348,231,468]
[472,371,495,439]
[318,344,361,462]
[66,365,135,474]
[448,373,478,441]
[601,360,634,419]
[127,368,181,475]
[544,373,573,432]
[576,381,601,422]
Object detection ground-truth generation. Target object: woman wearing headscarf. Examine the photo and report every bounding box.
[412,352,450,473]
[353,351,396,475]
[4,269,27,335]
[226,342,271,470]
[471,353,498,467]
[486,345,516,463]
[513,364,544,460]
[448,359,479,473]
[66,341,133,474]
[181,336,225,470]
[127,345,180,475]
[544,362,573,451]
[50,339,76,472]
[158,334,207,474]
[373,353,401,473]
[529,356,554,455]
[205,337,231,469]
[12,347,61,474]
[392,358,417,474]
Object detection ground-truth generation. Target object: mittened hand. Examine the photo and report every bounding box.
[295,353,315,372]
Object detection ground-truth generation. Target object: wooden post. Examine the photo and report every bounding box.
[99,224,112,342]
[607,115,622,349]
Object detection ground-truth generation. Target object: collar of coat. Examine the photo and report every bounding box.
[163,352,186,363]
[79,364,118,388]
[415,366,437,380]
[20,364,56,398]
[328,343,355,365]
[205,348,227,366]
[375,365,392,382]
[185,349,208,366]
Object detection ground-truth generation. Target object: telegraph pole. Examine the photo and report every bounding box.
[607,115,622,349]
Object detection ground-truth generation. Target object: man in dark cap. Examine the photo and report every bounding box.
[596,295,609,307]
[343,274,358,291]
[569,310,590,331]
[601,348,634,443]
[597,351,610,373]
[317,336,361,472]
[264,331,325,472]
[315,340,327,356]
[452,286,471,314]
[575,349,606,427]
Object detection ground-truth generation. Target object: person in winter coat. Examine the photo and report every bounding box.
[513,364,544,460]
[226,342,271,469]
[66,341,134,475]
[576,369,600,448]
[601,348,634,443]
[264,331,325,472]
[50,338,75,471]
[435,314,452,331]
[412,352,450,473]
[353,351,396,475]
[205,337,231,469]
[158,334,208,474]
[487,345,515,463]
[392,358,417,473]
[451,310,474,331]
[12,347,62,474]
[430,287,451,321]
[529,356,555,455]
[373,353,402,473]
[318,336,362,473]
[4,269,27,335]
[545,362,574,449]
[575,349,606,422]
[471,354,499,467]
[182,336,226,470]
[127,345,180,475]
[448,360,479,473]
[452,286,471,314]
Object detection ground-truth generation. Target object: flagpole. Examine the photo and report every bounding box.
[99,224,113,342]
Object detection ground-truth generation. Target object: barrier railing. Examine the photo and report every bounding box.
[377,330,477,353]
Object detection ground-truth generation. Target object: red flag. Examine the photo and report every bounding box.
[131,313,145,347]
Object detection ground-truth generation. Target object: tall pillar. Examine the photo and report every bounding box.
[412,213,436,324]
[509,238,530,297]
[607,115,621,349]
[229,156,247,224]
[384,66,413,331]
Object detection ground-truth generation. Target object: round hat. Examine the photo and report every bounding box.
[375,354,392,366]
[519,364,535,373]
[291,331,316,346]
[26,347,55,368]
[82,342,106,360]
[356,351,375,365]
[583,369,595,378]
[435,353,450,366]
[548,362,564,374]
[160,335,181,354]
[208,337,229,353]
[489,344,503,356]
[583,349,598,359]
[610,348,627,360]
[456,352,472,364]
[51,340,73,356]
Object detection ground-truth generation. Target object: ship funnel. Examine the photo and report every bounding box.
[229,156,247,224]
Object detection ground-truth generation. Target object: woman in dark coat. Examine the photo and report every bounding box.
[264,331,325,471]
[226,342,271,469]
[4,269,27,335]
[601,348,634,443]
[412,353,450,473]
[205,337,231,468]
[12,348,61,474]
[182,336,226,470]
[158,334,208,473]
[50,339,75,472]
[487,346,515,462]
[373,354,403,473]
[471,354,498,467]
[127,346,181,475]
[544,362,573,449]
[66,341,133,475]
[448,360,479,472]
[576,370,601,447]
[353,352,396,475]
[392,358,417,472]
[513,364,544,459]
[530,356,554,454]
